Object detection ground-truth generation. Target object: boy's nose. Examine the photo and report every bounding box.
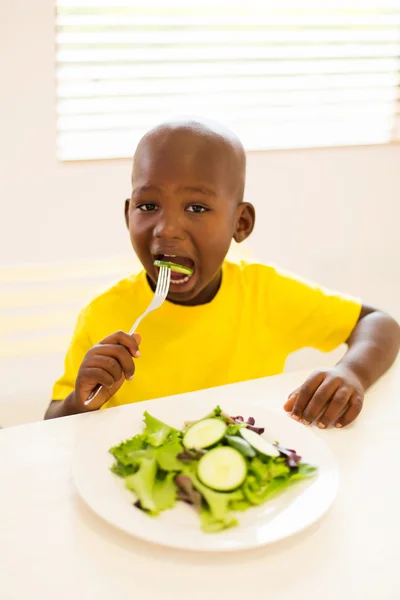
[153,212,185,240]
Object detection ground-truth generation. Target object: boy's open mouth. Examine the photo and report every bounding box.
[154,253,196,287]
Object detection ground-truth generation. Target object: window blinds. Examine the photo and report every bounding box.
[56,1,400,160]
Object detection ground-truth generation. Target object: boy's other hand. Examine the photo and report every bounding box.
[73,331,141,411]
[283,365,364,429]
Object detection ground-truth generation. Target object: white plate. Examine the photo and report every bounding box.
[73,394,339,552]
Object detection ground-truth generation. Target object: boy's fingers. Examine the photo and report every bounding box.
[290,371,327,421]
[301,378,342,424]
[284,391,298,412]
[317,387,353,428]
[335,394,363,428]
[82,367,115,390]
[132,333,141,345]
[85,354,124,383]
[90,344,136,380]
[81,383,112,411]
[99,330,141,358]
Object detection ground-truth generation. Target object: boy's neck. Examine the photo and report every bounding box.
[146,269,223,307]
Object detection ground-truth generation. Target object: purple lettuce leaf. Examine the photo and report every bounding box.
[175,475,202,510]
[275,444,302,468]
[231,415,264,434]
[246,424,265,434]
[177,448,206,463]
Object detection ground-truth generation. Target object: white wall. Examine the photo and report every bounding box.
[1,0,400,425]
[247,145,400,319]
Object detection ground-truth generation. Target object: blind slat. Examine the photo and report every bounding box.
[58,74,399,99]
[58,103,397,132]
[57,59,400,81]
[60,118,394,143]
[58,30,400,45]
[58,89,398,115]
[57,45,400,64]
[57,14,400,27]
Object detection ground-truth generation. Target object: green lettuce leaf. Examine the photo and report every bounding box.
[229,498,252,512]
[248,457,269,482]
[143,411,177,447]
[152,472,178,512]
[243,474,287,506]
[290,463,318,481]
[226,423,243,436]
[200,507,238,533]
[124,458,180,515]
[249,456,290,484]
[109,433,147,465]
[207,405,223,418]
[125,457,158,514]
[155,435,184,472]
[268,459,291,480]
[181,465,243,531]
[243,460,316,506]
[110,461,136,478]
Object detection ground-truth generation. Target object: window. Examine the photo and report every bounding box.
[56,0,400,160]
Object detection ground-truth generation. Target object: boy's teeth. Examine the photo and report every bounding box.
[171,275,190,285]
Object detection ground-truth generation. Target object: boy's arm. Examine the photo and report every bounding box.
[284,305,400,428]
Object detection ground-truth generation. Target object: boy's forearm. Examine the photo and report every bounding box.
[338,310,400,390]
[44,392,86,420]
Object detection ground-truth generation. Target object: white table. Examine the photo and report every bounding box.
[1,362,400,600]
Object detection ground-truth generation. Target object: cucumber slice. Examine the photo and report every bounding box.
[183,418,227,450]
[154,260,193,275]
[225,435,256,458]
[240,427,280,458]
[197,446,247,491]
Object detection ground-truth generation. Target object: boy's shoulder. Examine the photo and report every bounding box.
[225,260,320,300]
[225,259,279,282]
[226,259,317,287]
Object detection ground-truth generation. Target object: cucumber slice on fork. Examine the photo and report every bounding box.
[154,260,193,276]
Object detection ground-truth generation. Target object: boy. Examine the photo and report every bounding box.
[45,119,400,427]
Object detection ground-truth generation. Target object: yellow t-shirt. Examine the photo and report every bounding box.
[52,261,361,408]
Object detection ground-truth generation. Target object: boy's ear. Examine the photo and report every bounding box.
[233,202,255,243]
[124,198,130,228]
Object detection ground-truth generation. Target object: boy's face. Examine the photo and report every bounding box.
[126,127,254,305]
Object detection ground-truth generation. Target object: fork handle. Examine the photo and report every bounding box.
[128,314,144,335]
[84,384,103,405]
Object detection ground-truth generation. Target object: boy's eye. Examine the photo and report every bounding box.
[186,205,208,214]
[137,203,157,212]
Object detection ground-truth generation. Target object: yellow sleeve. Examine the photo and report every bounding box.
[52,307,92,401]
[265,267,362,353]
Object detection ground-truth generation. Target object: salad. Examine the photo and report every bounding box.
[109,406,317,533]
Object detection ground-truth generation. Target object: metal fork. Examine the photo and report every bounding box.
[84,266,171,405]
